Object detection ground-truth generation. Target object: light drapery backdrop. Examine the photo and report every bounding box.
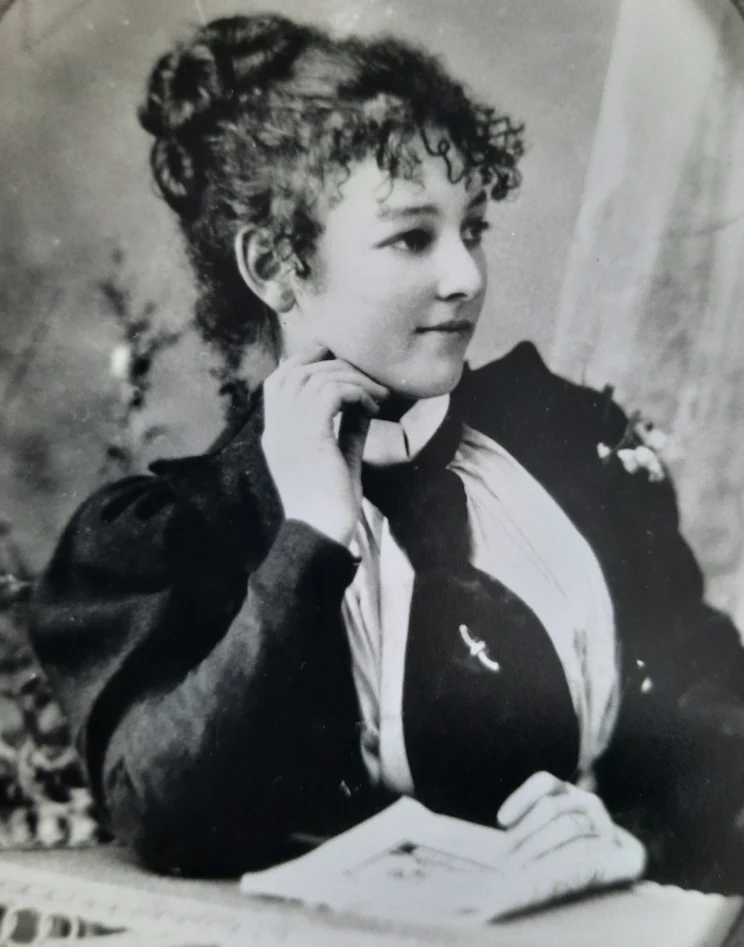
[552,0,744,626]
[0,0,742,627]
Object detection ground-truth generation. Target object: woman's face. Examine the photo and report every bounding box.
[287,138,490,399]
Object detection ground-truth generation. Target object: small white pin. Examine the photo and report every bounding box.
[459,624,500,672]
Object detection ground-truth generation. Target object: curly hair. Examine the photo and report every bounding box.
[139,14,524,393]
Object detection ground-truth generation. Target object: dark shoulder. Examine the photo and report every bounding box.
[457,343,688,541]
[454,341,627,449]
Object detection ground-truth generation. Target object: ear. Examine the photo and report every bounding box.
[234,225,296,314]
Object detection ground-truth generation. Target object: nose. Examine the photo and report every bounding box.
[435,236,485,303]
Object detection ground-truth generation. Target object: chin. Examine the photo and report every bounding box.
[390,360,466,400]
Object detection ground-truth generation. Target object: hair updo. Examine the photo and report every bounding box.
[139,13,524,395]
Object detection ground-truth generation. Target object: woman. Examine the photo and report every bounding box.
[29,13,744,906]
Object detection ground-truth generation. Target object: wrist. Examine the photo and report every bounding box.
[247,519,360,626]
[270,519,360,588]
[280,498,356,549]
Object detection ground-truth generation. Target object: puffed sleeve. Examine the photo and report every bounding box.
[591,393,744,892]
[28,469,361,876]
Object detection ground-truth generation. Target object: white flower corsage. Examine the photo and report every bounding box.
[597,410,667,483]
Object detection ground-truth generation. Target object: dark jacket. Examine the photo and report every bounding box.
[29,342,744,889]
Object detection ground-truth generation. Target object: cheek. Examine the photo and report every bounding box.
[321,303,407,363]
[362,266,435,331]
[299,243,445,374]
[323,270,426,346]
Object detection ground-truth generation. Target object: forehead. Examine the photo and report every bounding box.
[323,139,483,223]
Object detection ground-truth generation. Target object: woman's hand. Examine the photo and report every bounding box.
[490,772,646,919]
[261,347,389,547]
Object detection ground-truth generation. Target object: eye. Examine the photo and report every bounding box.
[388,228,434,254]
[462,218,491,248]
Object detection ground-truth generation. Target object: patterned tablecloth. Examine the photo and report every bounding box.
[0,844,741,947]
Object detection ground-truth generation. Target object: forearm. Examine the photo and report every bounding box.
[99,519,358,874]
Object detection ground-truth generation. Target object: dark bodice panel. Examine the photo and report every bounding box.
[361,415,579,825]
[404,566,579,824]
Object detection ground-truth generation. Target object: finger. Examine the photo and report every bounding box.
[283,343,332,367]
[503,795,600,857]
[309,382,381,431]
[567,790,614,835]
[300,366,389,402]
[504,790,613,854]
[497,772,568,829]
[300,377,386,431]
[320,357,392,395]
[611,827,647,881]
[267,345,332,390]
[510,812,601,867]
[540,830,645,889]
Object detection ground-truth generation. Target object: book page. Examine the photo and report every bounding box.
[240,800,742,935]
[241,799,521,926]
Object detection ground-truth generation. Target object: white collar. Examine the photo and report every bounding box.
[275,354,450,468]
[363,395,450,467]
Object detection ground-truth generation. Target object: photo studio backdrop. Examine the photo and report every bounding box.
[0,0,743,626]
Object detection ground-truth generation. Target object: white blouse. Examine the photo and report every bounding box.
[341,395,620,796]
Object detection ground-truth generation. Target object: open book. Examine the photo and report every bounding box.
[0,809,737,947]
[239,799,742,939]
[239,797,586,928]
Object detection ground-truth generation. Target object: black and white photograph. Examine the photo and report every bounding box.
[1,0,744,944]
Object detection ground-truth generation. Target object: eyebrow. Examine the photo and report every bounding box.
[376,189,488,221]
[376,202,438,220]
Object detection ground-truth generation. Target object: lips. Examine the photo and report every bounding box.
[417,320,474,334]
